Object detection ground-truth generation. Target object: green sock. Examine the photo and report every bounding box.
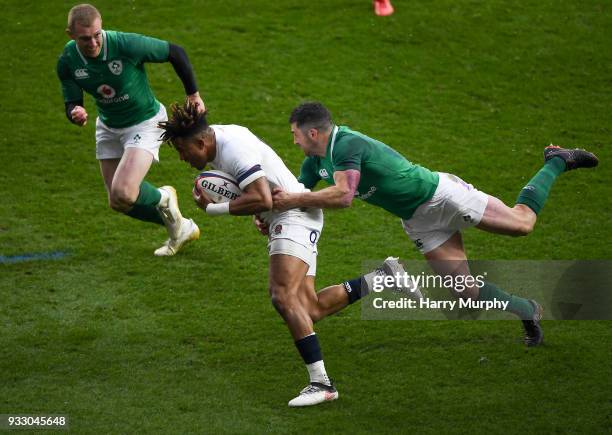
[515,157,566,214]
[125,181,164,226]
[478,282,534,319]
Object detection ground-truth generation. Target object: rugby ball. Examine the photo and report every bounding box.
[194,170,242,203]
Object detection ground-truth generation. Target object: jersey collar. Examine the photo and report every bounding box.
[75,29,108,65]
[327,125,339,161]
[102,30,108,61]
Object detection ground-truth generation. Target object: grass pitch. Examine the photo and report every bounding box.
[1,0,611,433]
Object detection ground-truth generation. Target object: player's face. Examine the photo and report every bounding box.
[70,18,103,58]
[174,136,209,170]
[291,123,322,157]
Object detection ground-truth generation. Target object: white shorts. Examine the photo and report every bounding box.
[269,238,318,276]
[402,172,489,254]
[267,209,323,277]
[95,104,167,162]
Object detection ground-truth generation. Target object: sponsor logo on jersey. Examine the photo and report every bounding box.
[96,84,130,104]
[132,134,142,144]
[274,224,283,235]
[97,84,116,99]
[74,68,89,79]
[356,186,377,200]
[462,214,474,223]
[108,60,123,75]
[318,169,329,178]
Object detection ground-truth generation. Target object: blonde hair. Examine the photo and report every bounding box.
[67,4,101,32]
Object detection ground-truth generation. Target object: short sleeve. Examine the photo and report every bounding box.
[223,139,266,190]
[332,136,367,172]
[56,56,83,103]
[117,32,169,63]
[297,158,321,189]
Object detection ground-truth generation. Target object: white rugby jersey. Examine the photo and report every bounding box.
[209,124,323,229]
[210,125,304,192]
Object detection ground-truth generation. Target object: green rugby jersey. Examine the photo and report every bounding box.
[57,30,169,128]
[298,126,439,220]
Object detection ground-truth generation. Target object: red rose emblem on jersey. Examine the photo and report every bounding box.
[97,84,116,99]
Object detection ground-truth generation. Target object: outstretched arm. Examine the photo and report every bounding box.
[167,43,205,112]
[272,169,361,210]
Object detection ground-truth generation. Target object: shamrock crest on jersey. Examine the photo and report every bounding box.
[108,60,123,75]
[57,30,169,128]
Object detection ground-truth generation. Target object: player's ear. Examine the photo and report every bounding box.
[66,27,73,39]
[308,128,318,140]
[194,136,205,150]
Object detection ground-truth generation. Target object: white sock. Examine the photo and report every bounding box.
[307,360,330,385]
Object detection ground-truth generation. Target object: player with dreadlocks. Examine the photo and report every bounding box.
[158,102,418,407]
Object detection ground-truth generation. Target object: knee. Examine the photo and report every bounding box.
[270,286,293,316]
[109,185,138,212]
[309,304,324,323]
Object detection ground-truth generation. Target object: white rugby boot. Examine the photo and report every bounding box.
[382,257,424,301]
[154,218,200,256]
[288,382,338,407]
[155,186,200,256]
[156,186,183,238]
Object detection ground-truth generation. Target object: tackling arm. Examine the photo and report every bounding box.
[273,169,360,210]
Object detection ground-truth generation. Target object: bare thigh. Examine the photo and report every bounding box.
[112,148,154,199]
[99,148,154,211]
[99,158,120,195]
[476,194,536,237]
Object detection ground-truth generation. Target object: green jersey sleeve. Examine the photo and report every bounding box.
[298,158,321,189]
[56,56,83,103]
[332,136,368,172]
[116,32,169,63]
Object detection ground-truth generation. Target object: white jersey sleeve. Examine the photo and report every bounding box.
[210,125,267,190]
[209,125,307,194]
[208,124,323,231]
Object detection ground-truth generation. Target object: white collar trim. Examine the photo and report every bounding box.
[74,29,107,64]
[329,125,339,161]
